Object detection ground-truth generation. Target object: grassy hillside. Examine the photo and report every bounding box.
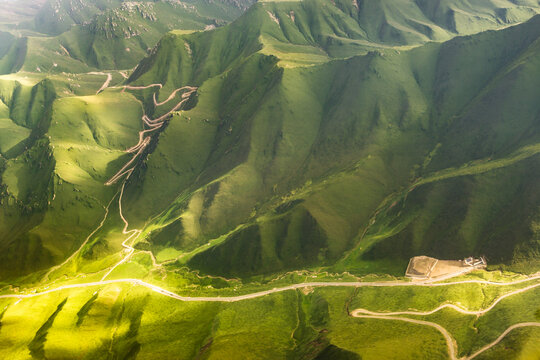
[0,77,143,277]
[3,0,540,73]
[115,8,540,279]
[0,0,45,28]
[30,0,123,35]
[129,0,540,70]
[22,0,256,73]
[0,0,538,358]
[0,0,256,74]
[28,0,253,36]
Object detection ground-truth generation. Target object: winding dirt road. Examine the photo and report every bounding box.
[41,195,117,282]
[27,78,540,359]
[6,274,538,358]
[353,314,457,359]
[100,180,139,281]
[89,72,113,94]
[351,313,539,360]
[153,85,197,106]
[351,281,540,359]
[7,246,540,360]
[465,322,540,359]
[101,82,196,280]
[351,282,540,317]
[40,80,197,283]
[105,84,197,186]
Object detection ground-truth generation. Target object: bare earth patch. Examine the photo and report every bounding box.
[406,256,486,280]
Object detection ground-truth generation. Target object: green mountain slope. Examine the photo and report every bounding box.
[0,74,144,277]
[0,0,256,74]
[126,0,540,69]
[30,0,124,35]
[108,6,540,279]
[0,1,539,359]
[29,0,253,35]
[0,0,45,27]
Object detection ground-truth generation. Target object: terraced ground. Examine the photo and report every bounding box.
[0,0,539,358]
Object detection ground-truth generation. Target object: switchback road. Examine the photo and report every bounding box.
[27,79,540,360]
[351,280,540,360]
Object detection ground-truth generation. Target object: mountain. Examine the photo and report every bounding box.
[0,0,539,359]
[1,0,539,279]
[27,0,251,35]
[125,0,540,70]
[120,2,540,278]
[0,0,255,74]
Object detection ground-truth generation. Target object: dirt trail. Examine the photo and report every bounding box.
[5,274,540,302]
[88,72,113,94]
[100,180,139,281]
[351,282,540,317]
[101,83,196,280]
[351,314,539,360]
[153,86,197,106]
[28,78,540,359]
[465,322,540,359]
[105,137,149,185]
[40,81,196,283]
[353,314,457,359]
[105,84,197,185]
[350,281,540,360]
[41,195,117,282]
[7,263,540,359]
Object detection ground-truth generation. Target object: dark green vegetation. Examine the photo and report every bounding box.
[124,3,540,279]
[27,297,67,359]
[0,0,539,358]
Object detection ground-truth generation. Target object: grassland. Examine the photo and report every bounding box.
[117,12,540,281]
[0,0,539,358]
[0,269,539,359]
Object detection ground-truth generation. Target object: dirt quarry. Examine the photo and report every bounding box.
[405,256,486,280]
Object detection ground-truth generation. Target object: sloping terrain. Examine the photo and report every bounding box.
[0,0,539,358]
[0,0,255,74]
[2,0,538,279]
[0,74,143,277]
[118,5,540,279]
[3,0,540,73]
[0,0,45,27]
[124,0,540,72]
